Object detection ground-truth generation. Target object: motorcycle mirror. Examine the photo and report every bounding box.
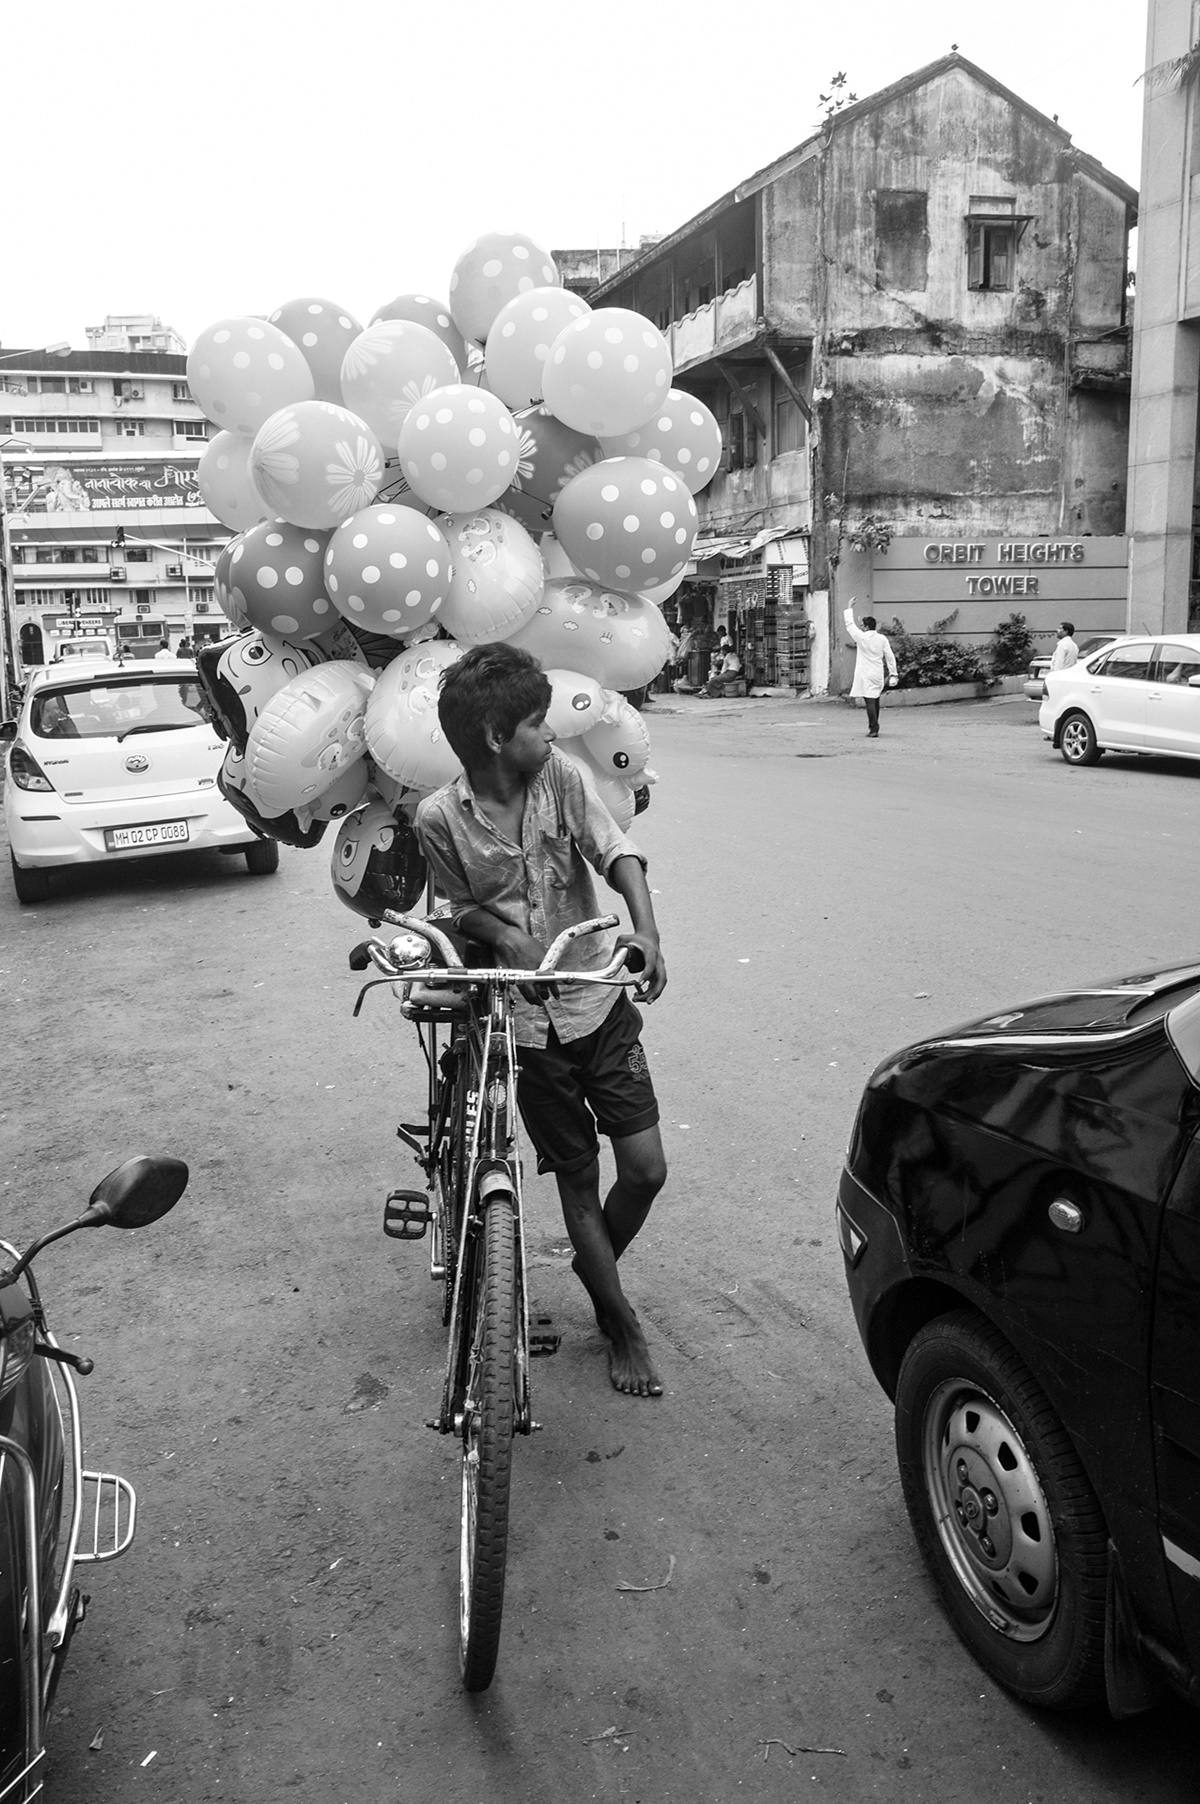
[84,1156,189,1229]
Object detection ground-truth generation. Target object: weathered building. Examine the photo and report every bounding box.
[590,53,1136,691]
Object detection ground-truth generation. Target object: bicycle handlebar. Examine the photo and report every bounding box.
[352,912,637,987]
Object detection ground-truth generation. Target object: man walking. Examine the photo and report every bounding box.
[844,603,898,737]
[1049,622,1079,671]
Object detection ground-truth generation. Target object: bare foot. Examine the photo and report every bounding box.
[607,1316,663,1398]
[571,1254,612,1339]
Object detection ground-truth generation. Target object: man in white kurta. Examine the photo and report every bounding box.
[844,605,898,737]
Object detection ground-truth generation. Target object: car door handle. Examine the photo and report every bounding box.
[1147,691,1163,702]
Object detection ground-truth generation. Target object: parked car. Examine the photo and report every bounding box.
[2,658,278,904]
[1022,632,1122,700]
[1039,633,1200,766]
[838,962,1200,1714]
[49,635,118,664]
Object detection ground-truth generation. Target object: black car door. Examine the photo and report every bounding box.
[1153,1134,1200,1678]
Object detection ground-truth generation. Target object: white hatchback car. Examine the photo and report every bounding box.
[1039,633,1200,767]
[2,657,277,904]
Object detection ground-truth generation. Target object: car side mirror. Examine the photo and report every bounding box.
[1188,675,1200,688]
[0,721,16,742]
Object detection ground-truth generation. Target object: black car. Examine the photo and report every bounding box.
[838,963,1200,1716]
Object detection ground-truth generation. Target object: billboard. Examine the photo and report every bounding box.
[8,460,203,514]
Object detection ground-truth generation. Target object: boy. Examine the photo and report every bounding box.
[415,643,667,1399]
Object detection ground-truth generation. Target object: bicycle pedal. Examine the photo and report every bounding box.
[528,1315,561,1358]
[383,1191,432,1240]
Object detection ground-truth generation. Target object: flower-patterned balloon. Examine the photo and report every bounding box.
[599,389,723,495]
[448,232,560,349]
[187,317,315,436]
[197,628,325,754]
[505,579,674,690]
[542,308,673,438]
[484,288,591,410]
[371,293,467,375]
[553,457,697,593]
[583,693,652,776]
[269,297,364,405]
[434,508,544,643]
[544,669,609,738]
[246,661,374,814]
[323,505,452,637]
[250,401,385,530]
[330,799,428,920]
[496,407,601,534]
[397,385,520,512]
[340,320,460,450]
[218,746,328,846]
[197,431,271,532]
[364,641,463,791]
[220,519,335,640]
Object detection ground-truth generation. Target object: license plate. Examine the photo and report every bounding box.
[104,821,189,852]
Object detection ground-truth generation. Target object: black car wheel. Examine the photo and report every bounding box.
[1058,711,1101,767]
[244,837,280,876]
[895,1310,1108,1709]
[9,854,50,906]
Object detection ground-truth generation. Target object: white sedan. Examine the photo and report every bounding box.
[1039,633,1200,767]
[3,657,277,904]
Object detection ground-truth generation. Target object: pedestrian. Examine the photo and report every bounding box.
[1049,621,1079,671]
[702,641,743,697]
[175,636,194,660]
[843,602,898,737]
[154,638,173,662]
[416,642,668,1399]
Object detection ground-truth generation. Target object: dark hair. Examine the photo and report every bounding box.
[1060,621,1074,636]
[437,641,552,768]
[861,615,877,631]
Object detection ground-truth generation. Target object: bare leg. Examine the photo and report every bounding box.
[558,1126,666,1397]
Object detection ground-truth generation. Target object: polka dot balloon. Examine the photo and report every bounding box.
[397,385,520,513]
[250,401,385,530]
[197,431,271,532]
[365,641,464,791]
[599,389,723,495]
[484,287,592,410]
[340,320,460,450]
[552,457,698,594]
[542,308,672,438]
[219,519,336,640]
[269,297,364,405]
[324,505,452,638]
[505,579,674,690]
[497,406,601,534]
[449,232,560,349]
[371,293,467,375]
[187,316,314,436]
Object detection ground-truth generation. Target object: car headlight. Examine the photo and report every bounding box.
[8,743,54,792]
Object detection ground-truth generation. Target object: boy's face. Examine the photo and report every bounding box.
[497,708,555,776]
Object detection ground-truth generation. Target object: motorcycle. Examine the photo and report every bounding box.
[0,1155,187,1802]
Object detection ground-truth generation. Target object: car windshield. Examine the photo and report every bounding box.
[30,677,209,741]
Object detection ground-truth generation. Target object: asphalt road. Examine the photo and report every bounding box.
[2,691,1199,1802]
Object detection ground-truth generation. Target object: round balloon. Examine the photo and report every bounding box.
[544,669,609,738]
[340,319,460,449]
[246,661,374,813]
[220,519,335,640]
[583,693,651,776]
[555,740,636,832]
[505,579,674,689]
[553,457,697,593]
[187,317,314,436]
[498,406,602,532]
[448,232,560,349]
[599,389,723,494]
[218,746,328,847]
[324,505,452,637]
[330,800,429,920]
[542,308,672,438]
[197,431,271,531]
[435,508,544,643]
[484,288,591,410]
[269,297,364,405]
[296,755,373,827]
[371,293,467,374]
[214,534,252,631]
[397,385,520,512]
[197,629,325,754]
[364,641,463,791]
[250,401,385,529]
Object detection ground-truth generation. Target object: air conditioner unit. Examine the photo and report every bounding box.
[109,567,127,581]
[136,603,152,616]
[166,562,183,578]
[194,601,210,614]
[74,380,93,394]
[126,388,143,400]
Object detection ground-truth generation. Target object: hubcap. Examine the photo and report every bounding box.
[922,1380,1058,1640]
[1062,719,1088,760]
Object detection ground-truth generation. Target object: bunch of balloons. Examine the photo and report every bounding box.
[189,231,722,918]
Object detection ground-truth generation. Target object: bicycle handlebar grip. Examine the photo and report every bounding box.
[348,942,374,972]
[621,943,646,974]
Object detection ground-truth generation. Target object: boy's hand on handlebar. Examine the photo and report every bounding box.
[618,932,667,1002]
[496,927,558,1003]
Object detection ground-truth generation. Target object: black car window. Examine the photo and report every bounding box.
[1096,643,1154,681]
[30,678,208,741]
[1156,643,1200,686]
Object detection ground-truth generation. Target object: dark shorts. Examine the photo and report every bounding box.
[515,992,660,1175]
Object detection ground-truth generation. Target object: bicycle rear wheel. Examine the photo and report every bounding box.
[459,1193,517,1691]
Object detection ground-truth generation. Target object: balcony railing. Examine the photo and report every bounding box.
[670,275,760,371]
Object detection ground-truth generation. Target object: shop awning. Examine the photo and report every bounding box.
[686,526,808,577]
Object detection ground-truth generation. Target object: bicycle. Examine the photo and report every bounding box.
[350,910,637,1691]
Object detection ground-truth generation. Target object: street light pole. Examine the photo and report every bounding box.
[0,439,33,717]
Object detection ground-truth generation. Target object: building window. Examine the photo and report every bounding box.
[120,421,145,437]
[966,196,1028,293]
[4,416,101,435]
[125,546,151,562]
[772,363,808,457]
[68,378,93,395]
[35,376,66,395]
[874,191,929,292]
[726,410,757,471]
[173,419,208,440]
[172,382,192,403]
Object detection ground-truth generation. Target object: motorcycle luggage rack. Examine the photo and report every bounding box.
[75,1471,136,1564]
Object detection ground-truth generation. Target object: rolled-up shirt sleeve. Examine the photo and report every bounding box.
[415,798,478,926]
[555,756,645,879]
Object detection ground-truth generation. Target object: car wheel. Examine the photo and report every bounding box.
[894,1309,1108,1709]
[1059,712,1101,767]
[9,853,50,906]
[243,837,280,876]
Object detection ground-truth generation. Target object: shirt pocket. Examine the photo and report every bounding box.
[539,830,577,892]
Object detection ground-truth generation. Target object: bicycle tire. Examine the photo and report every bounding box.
[459,1194,517,1692]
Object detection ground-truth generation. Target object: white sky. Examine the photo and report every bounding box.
[1,0,1148,354]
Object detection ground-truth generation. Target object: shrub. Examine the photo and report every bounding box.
[990,612,1035,675]
[885,610,993,688]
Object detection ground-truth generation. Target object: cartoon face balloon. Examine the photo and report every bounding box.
[555,739,636,832]
[246,661,374,814]
[543,669,610,738]
[434,508,544,643]
[553,457,697,594]
[250,401,385,530]
[187,317,315,436]
[582,693,652,776]
[220,519,336,640]
[295,755,373,829]
[269,296,364,405]
[364,641,463,792]
[218,746,328,847]
[448,233,561,349]
[197,431,272,532]
[330,800,429,921]
[196,630,325,754]
[504,579,674,690]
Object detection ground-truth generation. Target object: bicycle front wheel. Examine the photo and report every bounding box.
[459,1194,517,1691]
